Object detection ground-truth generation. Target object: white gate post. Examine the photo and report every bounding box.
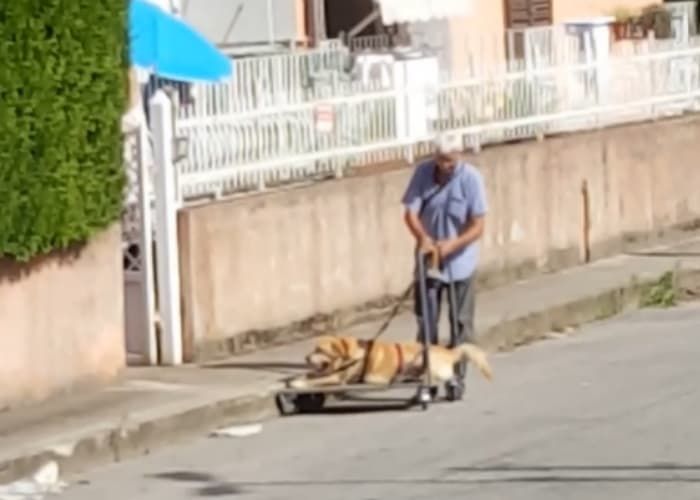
[138,123,158,366]
[150,90,183,365]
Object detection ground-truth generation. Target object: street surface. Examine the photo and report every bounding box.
[58,302,700,500]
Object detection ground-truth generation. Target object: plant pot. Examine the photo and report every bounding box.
[611,21,628,41]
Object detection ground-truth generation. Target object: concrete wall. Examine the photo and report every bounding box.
[178,117,700,357]
[0,225,125,409]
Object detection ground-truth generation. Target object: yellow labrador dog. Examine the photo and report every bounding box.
[288,334,492,389]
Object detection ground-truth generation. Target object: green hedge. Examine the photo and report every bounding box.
[0,0,127,261]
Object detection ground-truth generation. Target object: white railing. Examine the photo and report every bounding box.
[349,34,392,52]
[174,46,700,201]
[505,25,584,70]
[438,46,700,140]
[665,1,698,37]
[148,45,353,117]
[176,88,403,198]
[158,30,698,119]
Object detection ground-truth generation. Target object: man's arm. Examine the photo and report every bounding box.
[437,215,485,258]
[404,210,433,249]
[438,168,488,258]
[454,214,485,248]
[401,165,433,250]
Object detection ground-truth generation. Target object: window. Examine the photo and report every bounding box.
[503,0,553,60]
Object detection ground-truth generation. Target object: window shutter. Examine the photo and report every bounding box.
[504,0,552,59]
[504,0,552,28]
[529,0,552,25]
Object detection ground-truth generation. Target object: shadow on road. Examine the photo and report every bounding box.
[147,471,244,496]
[201,361,308,375]
[291,401,415,415]
[444,462,700,483]
[148,462,700,496]
[283,393,456,416]
[447,463,700,472]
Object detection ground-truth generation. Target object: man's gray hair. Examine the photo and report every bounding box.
[433,134,462,155]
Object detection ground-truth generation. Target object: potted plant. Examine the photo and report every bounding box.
[611,6,634,40]
[640,3,672,39]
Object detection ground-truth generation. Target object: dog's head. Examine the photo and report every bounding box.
[305,335,363,374]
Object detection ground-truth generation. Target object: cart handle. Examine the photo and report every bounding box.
[422,245,440,271]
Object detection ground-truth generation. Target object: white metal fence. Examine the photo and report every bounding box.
[221,46,352,111]
[171,44,700,201]
[145,44,354,118]
[666,1,698,38]
[505,24,583,70]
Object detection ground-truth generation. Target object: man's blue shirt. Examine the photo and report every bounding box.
[401,160,488,282]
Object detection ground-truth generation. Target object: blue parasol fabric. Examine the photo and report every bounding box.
[129,0,233,83]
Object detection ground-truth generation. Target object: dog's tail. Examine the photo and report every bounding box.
[452,343,493,381]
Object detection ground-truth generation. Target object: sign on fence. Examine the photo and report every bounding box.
[314,103,335,133]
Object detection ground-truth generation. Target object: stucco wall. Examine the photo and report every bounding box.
[554,0,651,22]
[182,0,300,46]
[444,0,656,75]
[448,0,507,76]
[0,225,125,409]
[178,117,700,354]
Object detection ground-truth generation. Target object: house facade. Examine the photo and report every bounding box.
[307,0,694,75]
[440,0,687,76]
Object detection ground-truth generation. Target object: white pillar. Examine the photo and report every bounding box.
[138,123,159,366]
[150,90,183,365]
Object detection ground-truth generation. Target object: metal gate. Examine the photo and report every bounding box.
[122,125,158,366]
[121,91,187,367]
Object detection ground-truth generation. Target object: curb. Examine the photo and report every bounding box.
[480,267,700,352]
[0,392,279,485]
[2,267,699,484]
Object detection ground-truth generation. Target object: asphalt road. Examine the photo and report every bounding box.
[59,302,700,500]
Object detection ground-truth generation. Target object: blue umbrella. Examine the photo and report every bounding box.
[129,0,233,83]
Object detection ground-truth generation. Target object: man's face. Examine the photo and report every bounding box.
[435,152,458,177]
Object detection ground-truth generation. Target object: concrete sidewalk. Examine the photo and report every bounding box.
[1,238,700,485]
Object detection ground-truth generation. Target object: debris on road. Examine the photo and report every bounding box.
[0,461,67,500]
[209,423,263,438]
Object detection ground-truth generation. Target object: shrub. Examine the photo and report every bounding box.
[0,0,127,261]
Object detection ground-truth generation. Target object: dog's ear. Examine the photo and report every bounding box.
[313,335,334,349]
[315,334,333,342]
[329,336,347,358]
[331,337,352,358]
[312,335,340,359]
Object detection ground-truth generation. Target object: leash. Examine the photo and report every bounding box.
[368,164,449,341]
[369,282,414,341]
[313,261,434,383]
[370,245,441,341]
[317,162,450,378]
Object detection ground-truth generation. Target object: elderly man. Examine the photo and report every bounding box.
[401,136,488,400]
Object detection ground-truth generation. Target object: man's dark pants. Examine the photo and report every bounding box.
[414,275,476,388]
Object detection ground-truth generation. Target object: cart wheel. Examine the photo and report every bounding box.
[416,387,432,410]
[445,382,465,402]
[429,386,439,400]
[276,393,298,416]
[295,393,327,413]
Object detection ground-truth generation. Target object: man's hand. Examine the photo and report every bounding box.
[418,234,435,254]
[436,238,460,259]
[437,216,486,260]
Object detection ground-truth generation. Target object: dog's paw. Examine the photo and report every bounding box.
[286,376,308,390]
